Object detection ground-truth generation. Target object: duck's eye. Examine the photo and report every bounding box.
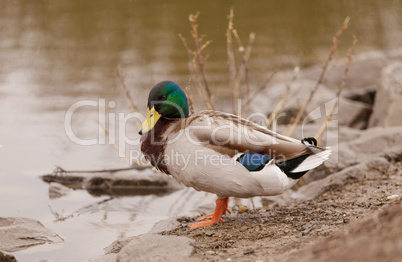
[161,95,167,101]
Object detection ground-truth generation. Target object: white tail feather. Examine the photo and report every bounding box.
[292,148,331,173]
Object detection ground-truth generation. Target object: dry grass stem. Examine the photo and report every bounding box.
[178,34,213,110]
[178,34,205,100]
[179,13,214,110]
[185,85,195,114]
[189,12,214,110]
[242,70,277,108]
[232,30,256,116]
[116,65,142,128]
[315,36,357,145]
[226,8,238,113]
[267,66,300,126]
[284,16,350,137]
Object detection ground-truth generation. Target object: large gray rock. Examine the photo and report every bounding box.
[0,217,63,252]
[252,79,336,116]
[338,98,372,129]
[116,234,194,262]
[325,126,402,172]
[94,234,195,262]
[369,62,402,127]
[302,49,402,94]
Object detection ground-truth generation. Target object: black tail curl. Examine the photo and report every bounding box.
[301,137,318,146]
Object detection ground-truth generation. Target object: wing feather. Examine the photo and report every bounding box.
[185,111,320,160]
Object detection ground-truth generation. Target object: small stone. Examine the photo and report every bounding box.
[335,219,344,224]
[386,194,400,201]
[239,206,248,213]
[243,248,255,255]
[301,228,312,236]
[206,250,215,255]
[205,231,214,237]
[301,224,312,230]
[117,234,194,261]
[239,226,248,232]
[373,201,383,206]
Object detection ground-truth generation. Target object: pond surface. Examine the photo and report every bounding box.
[0,1,401,261]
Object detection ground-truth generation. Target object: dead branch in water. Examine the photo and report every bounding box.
[315,36,357,145]
[284,16,350,137]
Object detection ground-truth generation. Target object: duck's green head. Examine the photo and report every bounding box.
[139,81,189,135]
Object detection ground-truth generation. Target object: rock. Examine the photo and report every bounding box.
[302,50,389,94]
[0,217,63,252]
[369,62,402,127]
[103,236,136,254]
[338,98,372,129]
[0,250,17,262]
[238,206,248,213]
[91,254,118,262]
[243,248,255,255]
[386,195,400,201]
[252,79,336,117]
[116,234,194,262]
[325,126,402,172]
[49,182,72,199]
[148,217,181,234]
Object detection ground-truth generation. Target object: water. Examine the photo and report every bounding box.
[0,1,401,261]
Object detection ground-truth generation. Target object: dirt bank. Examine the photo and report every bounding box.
[163,161,402,261]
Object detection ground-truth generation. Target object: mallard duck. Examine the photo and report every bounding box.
[139,81,330,229]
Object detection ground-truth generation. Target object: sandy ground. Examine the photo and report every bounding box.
[163,161,402,262]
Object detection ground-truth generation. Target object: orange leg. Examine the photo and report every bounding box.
[189,197,230,229]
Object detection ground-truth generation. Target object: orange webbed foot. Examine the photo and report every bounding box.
[189,197,230,229]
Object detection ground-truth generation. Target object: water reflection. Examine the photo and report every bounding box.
[1,0,401,261]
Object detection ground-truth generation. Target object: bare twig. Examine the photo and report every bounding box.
[284,16,350,137]
[185,84,195,114]
[178,34,205,99]
[116,65,142,128]
[315,36,357,145]
[267,66,300,126]
[179,14,214,110]
[242,70,277,108]
[189,12,214,110]
[226,8,238,113]
[232,30,256,116]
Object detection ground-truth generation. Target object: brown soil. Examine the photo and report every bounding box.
[163,161,402,262]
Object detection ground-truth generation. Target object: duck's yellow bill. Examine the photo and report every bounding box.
[138,107,161,135]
